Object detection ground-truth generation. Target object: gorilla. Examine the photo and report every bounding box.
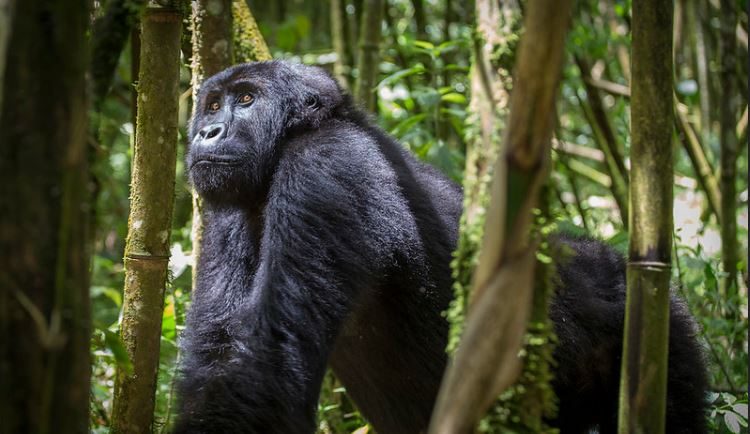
[175,60,707,434]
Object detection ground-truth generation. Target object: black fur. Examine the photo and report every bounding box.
[175,60,707,434]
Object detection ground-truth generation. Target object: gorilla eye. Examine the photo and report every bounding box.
[238,93,254,105]
[208,101,220,112]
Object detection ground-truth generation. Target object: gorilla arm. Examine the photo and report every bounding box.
[175,133,385,434]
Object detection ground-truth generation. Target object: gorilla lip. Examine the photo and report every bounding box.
[190,155,242,168]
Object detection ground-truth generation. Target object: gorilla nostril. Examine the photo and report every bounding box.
[206,127,221,139]
[199,123,226,142]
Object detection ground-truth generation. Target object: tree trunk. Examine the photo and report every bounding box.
[618,1,674,432]
[0,1,91,433]
[235,1,272,63]
[718,0,740,311]
[354,0,384,111]
[429,0,573,431]
[191,0,233,80]
[110,6,182,433]
[189,0,235,298]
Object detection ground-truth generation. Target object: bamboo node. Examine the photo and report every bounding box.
[627,260,670,270]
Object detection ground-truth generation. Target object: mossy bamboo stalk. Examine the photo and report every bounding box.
[111,6,182,433]
[234,1,272,63]
[618,1,674,432]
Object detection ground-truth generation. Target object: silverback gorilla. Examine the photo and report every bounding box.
[175,61,707,433]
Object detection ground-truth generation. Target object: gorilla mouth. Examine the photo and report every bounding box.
[191,154,242,168]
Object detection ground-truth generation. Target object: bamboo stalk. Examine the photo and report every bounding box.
[574,56,629,227]
[233,1,272,63]
[718,0,740,314]
[111,7,182,433]
[674,99,722,222]
[618,1,674,432]
[354,0,384,111]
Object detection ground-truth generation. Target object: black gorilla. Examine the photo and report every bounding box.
[176,61,707,434]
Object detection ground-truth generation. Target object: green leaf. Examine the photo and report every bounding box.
[102,287,122,307]
[606,230,629,254]
[733,403,748,418]
[723,393,738,405]
[376,65,426,90]
[725,411,741,433]
[707,392,720,404]
[162,296,176,341]
[704,264,719,293]
[104,330,133,375]
[440,92,467,104]
[436,40,462,54]
[413,40,435,51]
[390,113,427,138]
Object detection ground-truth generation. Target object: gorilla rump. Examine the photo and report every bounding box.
[175,61,707,434]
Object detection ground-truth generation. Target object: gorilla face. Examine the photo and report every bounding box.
[187,61,343,204]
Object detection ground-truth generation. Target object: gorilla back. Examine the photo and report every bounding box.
[176,61,707,434]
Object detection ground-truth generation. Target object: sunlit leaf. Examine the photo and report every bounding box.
[376,65,426,89]
[440,92,466,104]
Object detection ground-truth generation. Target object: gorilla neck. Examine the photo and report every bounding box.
[200,203,264,267]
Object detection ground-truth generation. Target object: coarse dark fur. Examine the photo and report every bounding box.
[175,60,708,434]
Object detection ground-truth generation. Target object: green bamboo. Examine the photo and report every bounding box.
[111,6,182,433]
[574,58,629,226]
[718,0,740,305]
[618,1,674,432]
[674,101,722,222]
[354,0,384,111]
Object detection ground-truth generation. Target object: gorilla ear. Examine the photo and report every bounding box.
[287,64,343,129]
[305,94,321,111]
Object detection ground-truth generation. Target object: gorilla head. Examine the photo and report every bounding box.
[187,61,344,204]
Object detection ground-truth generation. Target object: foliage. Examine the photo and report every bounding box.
[708,392,749,433]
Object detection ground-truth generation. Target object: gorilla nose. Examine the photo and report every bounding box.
[197,123,227,146]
